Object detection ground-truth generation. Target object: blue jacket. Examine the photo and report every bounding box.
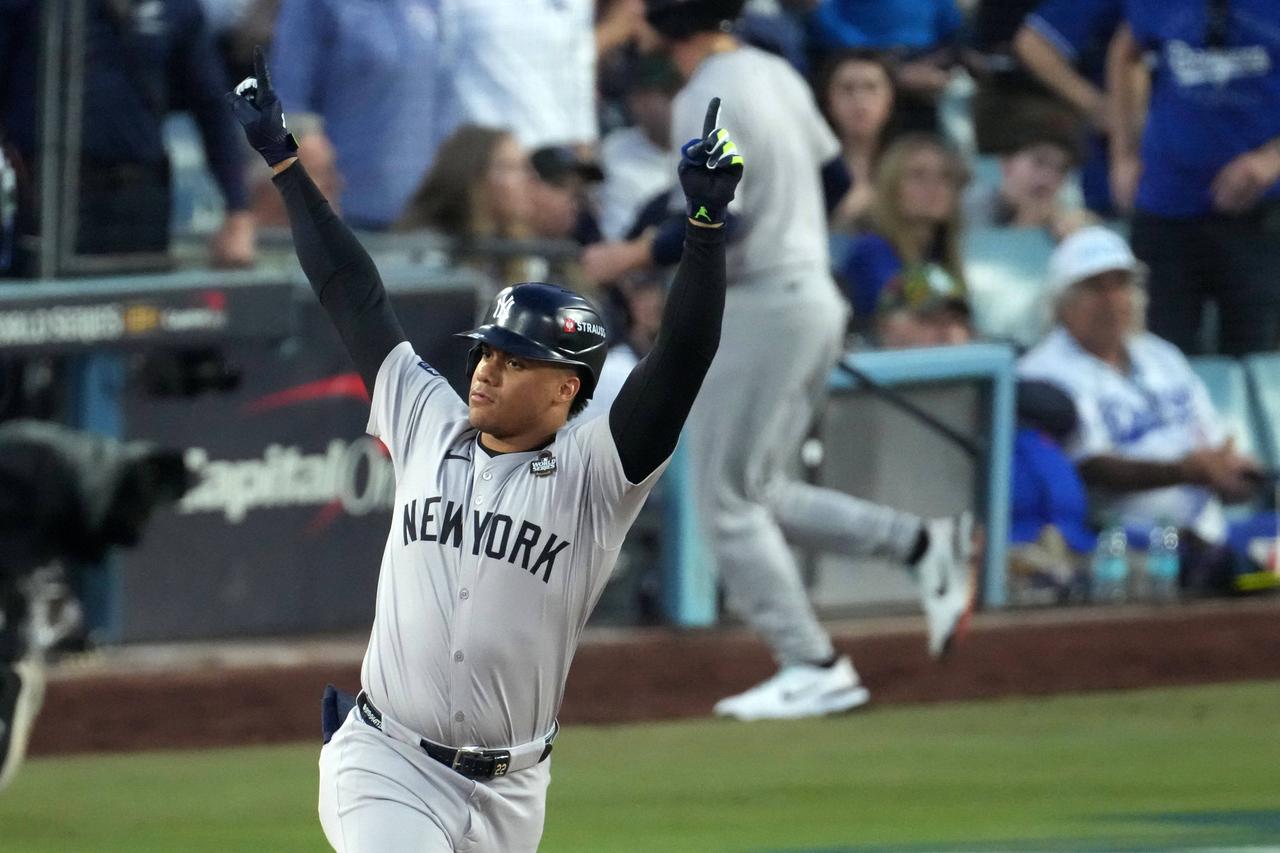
[0,0,247,210]
[1011,426,1095,552]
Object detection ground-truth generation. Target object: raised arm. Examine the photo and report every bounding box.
[608,99,744,483]
[226,48,405,392]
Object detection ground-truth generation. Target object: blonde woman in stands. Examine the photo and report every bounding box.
[839,133,972,348]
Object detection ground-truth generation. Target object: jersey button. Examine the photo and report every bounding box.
[482,471,493,481]
[454,712,465,723]
[473,496,484,506]
[454,650,464,662]
[459,588,470,600]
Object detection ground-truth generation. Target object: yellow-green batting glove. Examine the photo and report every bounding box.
[678,97,745,226]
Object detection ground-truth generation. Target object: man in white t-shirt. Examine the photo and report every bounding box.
[1018,227,1262,543]
[438,0,597,151]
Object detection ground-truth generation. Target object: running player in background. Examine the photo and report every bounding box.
[588,0,976,721]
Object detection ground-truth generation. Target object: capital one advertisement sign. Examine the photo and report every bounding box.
[121,289,476,642]
[179,436,394,526]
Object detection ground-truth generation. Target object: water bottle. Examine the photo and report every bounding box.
[1091,520,1129,603]
[1145,519,1180,603]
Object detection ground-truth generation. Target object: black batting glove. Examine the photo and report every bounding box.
[677,97,745,227]
[225,46,299,167]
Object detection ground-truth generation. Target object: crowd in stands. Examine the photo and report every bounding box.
[2,0,1279,599]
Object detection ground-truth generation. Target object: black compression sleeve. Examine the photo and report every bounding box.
[650,210,741,266]
[274,163,406,392]
[608,223,726,483]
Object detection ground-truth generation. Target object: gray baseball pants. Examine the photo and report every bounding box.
[685,277,922,665]
[319,709,549,852]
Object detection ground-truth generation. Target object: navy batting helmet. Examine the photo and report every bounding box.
[457,283,609,400]
[644,0,745,39]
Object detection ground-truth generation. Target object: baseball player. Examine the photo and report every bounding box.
[228,49,741,851]
[586,0,975,721]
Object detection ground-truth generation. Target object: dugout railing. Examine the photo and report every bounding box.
[0,259,1014,639]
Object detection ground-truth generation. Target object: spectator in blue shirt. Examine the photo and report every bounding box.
[270,0,442,230]
[1107,0,1280,355]
[809,0,963,53]
[1014,0,1123,215]
[808,0,964,133]
[0,0,255,267]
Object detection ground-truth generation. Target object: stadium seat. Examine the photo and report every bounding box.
[1195,355,1274,519]
[1243,353,1280,472]
[1190,356,1263,461]
[969,154,1002,191]
[962,227,1055,348]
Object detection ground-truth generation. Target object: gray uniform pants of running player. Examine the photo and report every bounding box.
[686,275,921,666]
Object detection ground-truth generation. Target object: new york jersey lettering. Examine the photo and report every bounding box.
[401,496,571,584]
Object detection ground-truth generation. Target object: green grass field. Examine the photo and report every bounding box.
[3,681,1278,852]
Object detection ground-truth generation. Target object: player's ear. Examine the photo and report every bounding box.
[556,372,581,406]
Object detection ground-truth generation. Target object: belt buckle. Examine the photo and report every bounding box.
[452,746,510,780]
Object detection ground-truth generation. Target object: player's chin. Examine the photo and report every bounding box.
[467,405,502,434]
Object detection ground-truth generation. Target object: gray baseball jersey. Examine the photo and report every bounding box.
[670,45,841,289]
[359,341,668,749]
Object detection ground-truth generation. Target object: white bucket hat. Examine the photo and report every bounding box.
[1047,226,1144,302]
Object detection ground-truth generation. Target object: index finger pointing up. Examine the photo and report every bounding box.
[253,45,272,91]
[702,97,721,140]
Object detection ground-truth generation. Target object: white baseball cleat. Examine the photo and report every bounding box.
[712,655,870,721]
[917,512,977,658]
[0,659,47,792]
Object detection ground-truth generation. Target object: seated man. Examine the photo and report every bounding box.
[1018,226,1263,552]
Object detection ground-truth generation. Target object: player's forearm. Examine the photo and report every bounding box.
[608,223,726,482]
[656,222,726,369]
[274,161,405,391]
